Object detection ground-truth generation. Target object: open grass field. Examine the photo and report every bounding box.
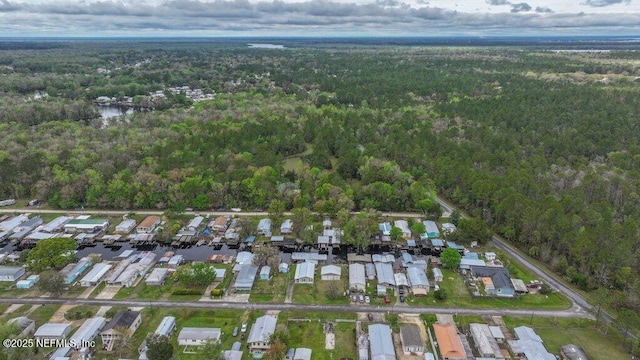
[281,311,357,360]
[407,269,571,309]
[292,265,349,305]
[249,272,289,303]
[503,317,631,360]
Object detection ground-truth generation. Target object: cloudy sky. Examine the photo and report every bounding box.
[0,0,638,36]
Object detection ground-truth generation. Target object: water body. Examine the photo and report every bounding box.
[0,242,295,263]
[248,43,285,49]
[97,105,134,119]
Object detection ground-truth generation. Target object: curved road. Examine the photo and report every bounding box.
[0,297,591,319]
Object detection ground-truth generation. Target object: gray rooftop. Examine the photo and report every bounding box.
[375,262,395,286]
[369,324,395,360]
[178,327,221,341]
[400,325,423,348]
[35,323,72,338]
[247,315,277,344]
[407,267,429,287]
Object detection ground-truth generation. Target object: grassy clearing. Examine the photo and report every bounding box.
[292,266,349,305]
[63,305,100,320]
[249,272,289,303]
[88,281,106,298]
[407,269,571,309]
[281,311,357,360]
[503,316,630,360]
[2,304,32,320]
[28,305,60,325]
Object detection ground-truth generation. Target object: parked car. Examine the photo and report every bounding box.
[358,294,365,303]
[233,327,239,336]
[241,323,247,333]
[367,313,373,321]
[351,294,358,302]
[384,296,390,304]
[365,296,370,304]
[399,295,405,303]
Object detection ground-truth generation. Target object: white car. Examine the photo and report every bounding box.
[365,296,370,304]
[241,323,247,333]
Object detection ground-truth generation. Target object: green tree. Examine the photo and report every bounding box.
[434,288,448,301]
[591,287,609,328]
[268,199,286,230]
[411,222,426,237]
[614,309,640,351]
[236,216,257,241]
[0,321,36,360]
[450,217,491,245]
[27,237,77,272]
[146,334,174,360]
[175,263,217,287]
[390,226,403,241]
[196,339,220,359]
[292,207,314,238]
[344,212,377,253]
[440,248,462,269]
[38,270,66,297]
[253,244,280,267]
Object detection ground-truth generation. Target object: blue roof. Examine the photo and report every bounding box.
[402,253,413,263]
[203,228,211,235]
[463,252,479,259]
[245,235,256,243]
[431,239,444,247]
[407,240,416,247]
[447,241,465,250]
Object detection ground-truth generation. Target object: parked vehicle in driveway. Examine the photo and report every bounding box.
[233,327,239,336]
[384,296,390,304]
[365,296,370,304]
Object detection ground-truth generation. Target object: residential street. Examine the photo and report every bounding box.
[0,296,592,319]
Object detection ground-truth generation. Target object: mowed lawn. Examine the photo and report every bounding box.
[407,269,570,309]
[503,317,629,360]
[292,265,349,305]
[249,272,289,303]
[282,311,357,360]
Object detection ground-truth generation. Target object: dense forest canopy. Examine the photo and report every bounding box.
[1,40,640,312]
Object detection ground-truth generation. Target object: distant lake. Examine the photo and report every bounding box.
[97,105,134,119]
[248,43,285,49]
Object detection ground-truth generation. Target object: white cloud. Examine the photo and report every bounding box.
[0,0,639,35]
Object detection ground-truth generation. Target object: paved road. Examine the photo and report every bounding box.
[0,201,602,320]
[0,297,592,319]
[0,207,438,219]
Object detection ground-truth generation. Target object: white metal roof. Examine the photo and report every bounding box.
[234,264,258,290]
[470,323,502,358]
[247,315,277,344]
[394,220,411,235]
[70,317,106,344]
[321,265,341,276]
[369,324,395,360]
[80,263,112,284]
[146,267,169,283]
[35,323,71,337]
[394,273,409,287]
[188,216,204,229]
[349,263,366,286]
[375,262,395,286]
[422,220,440,236]
[295,262,315,280]
[155,316,176,337]
[0,266,24,277]
[41,216,71,233]
[236,251,254,265]
[407,267,429,287]
[178,327,221,341]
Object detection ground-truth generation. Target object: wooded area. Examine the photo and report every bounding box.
[1,40,639,313]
